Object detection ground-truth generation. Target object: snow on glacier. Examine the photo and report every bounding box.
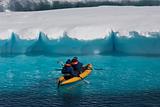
[0,6,160,56]
[0,6,160,40]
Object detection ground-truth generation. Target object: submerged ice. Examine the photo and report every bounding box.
[0,31,160,56]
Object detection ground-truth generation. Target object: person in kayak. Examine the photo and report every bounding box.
[61,59,78,79]
[71,57,83,75]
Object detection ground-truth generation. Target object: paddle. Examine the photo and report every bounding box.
[57,61,64,66]
[54,68,63,71]
[57,80,61,88]
[78,75,90,84]
[57,60,90,84]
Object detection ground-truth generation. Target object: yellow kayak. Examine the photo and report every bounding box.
[58,64,92,86]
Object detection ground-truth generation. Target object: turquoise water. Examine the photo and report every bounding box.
[0,55,160,107]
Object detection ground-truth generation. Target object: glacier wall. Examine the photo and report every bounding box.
[115,32,160,56]
[0,31,160,56]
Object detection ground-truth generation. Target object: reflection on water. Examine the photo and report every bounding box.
[58,83,84,107]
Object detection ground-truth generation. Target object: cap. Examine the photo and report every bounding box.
[73,56,78,60]
[66,59,71,64]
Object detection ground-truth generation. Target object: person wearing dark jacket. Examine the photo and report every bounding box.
[71,57,83,75]
[61,59,77,79]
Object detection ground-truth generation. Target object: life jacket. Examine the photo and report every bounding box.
[62,64,72,74]
[65,64,71,67]
[71,61,78,65]
[71,61,78,70]
[72,61,83,74]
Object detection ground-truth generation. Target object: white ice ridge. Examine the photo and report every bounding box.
[0,6,160,40]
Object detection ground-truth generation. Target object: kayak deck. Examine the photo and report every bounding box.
[58,64,92,86]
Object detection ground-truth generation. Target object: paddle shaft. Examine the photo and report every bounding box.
[78,75,90,84]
